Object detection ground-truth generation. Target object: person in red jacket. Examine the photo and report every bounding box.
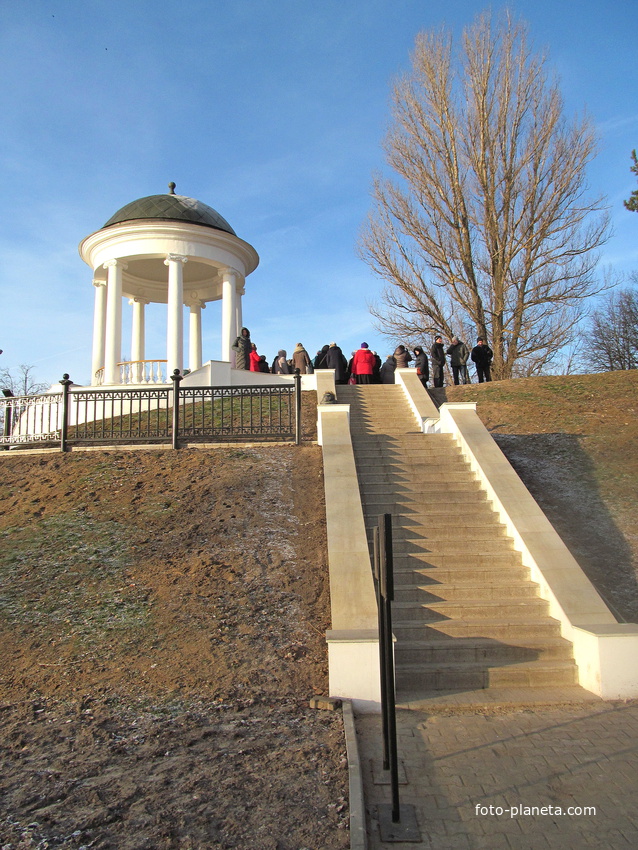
[249,343,261,372]
[351,342,376,384]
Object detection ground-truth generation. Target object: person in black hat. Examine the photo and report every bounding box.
[413,346,429,387]
[430,335,446,387]
[471,337,494,382]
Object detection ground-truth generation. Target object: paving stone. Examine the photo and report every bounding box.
[355,702,638,848]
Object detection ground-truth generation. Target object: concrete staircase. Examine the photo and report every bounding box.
[336,383,579,702]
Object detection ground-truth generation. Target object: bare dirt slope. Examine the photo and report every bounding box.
[0,419,350,849]
[447,370,638,622]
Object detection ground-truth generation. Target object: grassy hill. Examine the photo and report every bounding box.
[446,370,638,622]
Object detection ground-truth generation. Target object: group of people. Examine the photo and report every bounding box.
[428,335,494,386]
[232,330,348,379]
[379,336,494,386]
[232,327,494,386]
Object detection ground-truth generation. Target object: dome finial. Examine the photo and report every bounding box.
[168,182,176,195]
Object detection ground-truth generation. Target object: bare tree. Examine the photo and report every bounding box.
[582,284,638,372]
[0,363,50,397]
[359,12,610,379]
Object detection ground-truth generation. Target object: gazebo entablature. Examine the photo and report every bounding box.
[80,215,258,386]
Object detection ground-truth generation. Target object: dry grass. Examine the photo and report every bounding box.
[447,370,638,620]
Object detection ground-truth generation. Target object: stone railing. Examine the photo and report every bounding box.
[94,360,168,386]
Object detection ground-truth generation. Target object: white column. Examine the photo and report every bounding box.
[235,294,243,340]
[164,254,187,378]
[188,301,205,373]
[129,298,147,362]
[103,259,126,385]
[221,268,238,362]
[91,279,107,385]
[129,297,148,383]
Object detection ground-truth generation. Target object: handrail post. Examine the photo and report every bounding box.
[294,369,302,445]
[59,374,72,453]
[379,513,400,823]
[373,525,390,770]
[375,511,422,840]
[171,368,183,449]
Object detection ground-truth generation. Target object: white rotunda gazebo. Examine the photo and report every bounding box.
[79,183,259,386]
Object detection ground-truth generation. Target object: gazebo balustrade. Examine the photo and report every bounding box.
[94,359,168,386]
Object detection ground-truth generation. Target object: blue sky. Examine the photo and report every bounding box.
[0,0,636,385]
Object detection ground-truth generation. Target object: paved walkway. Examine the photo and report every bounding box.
[354,694,638,849]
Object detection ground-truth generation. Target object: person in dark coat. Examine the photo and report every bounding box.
[413,346,429,387]
[372,351,382,383]
[446,336,470,385]
[471,337,494,382]
[232,327,251,370]
[346,353,356,382]
[393,345,412,369]
[314,345,330,369]
[324,342,348,384]
[430,335,446,387]
[379,355,397,384]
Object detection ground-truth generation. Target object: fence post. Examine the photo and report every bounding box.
[1,389,13,450]
[171,369,183,450]
[294,369,302,445]
[59,374,72,453]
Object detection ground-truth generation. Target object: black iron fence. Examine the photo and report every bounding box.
[1,371,302,451]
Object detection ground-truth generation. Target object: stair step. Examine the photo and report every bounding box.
[392,598,550,622]
[353,434,456,444]
[393,618,563,641]
[350,427,421,435]
[393,566,531,584]
[382,524,508,539]
[367,518,507,535]
[356,464,470,476]
[392,534,521,562]
[357,468,477,481]
[395,636,574,664]
[392,582,540,603]
[390,552,522,568]
[395,686,601,709]
[389,537,516,553]
[394,660,579,690]
[356,462,470,474]
[353,448,458,460]
[362,491,489,506]
[352,433,457,444]
[357,477,480,491]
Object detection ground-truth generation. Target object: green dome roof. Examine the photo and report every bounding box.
[103,186,236,235]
